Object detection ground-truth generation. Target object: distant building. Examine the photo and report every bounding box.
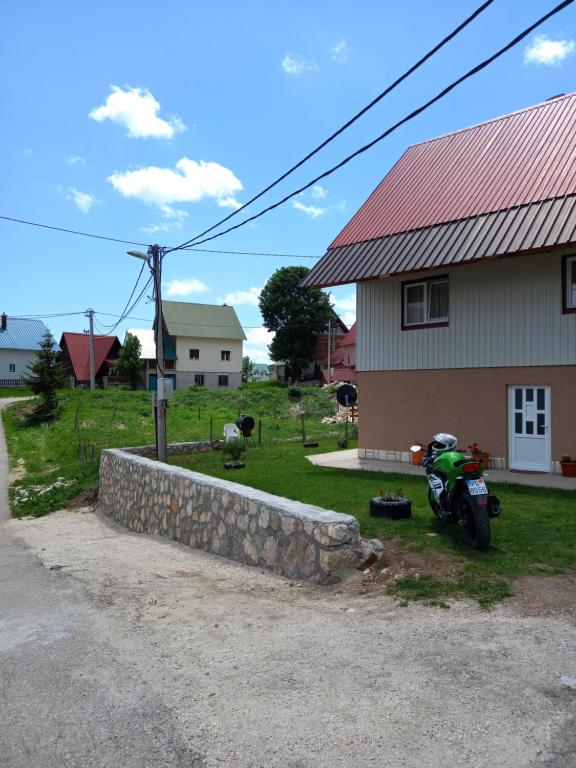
[152,301,246,391]
[59,332,120,387]
[323,323,356,384]
[124,328,157,390]
[0,313,48,386]
[248,363,271,382]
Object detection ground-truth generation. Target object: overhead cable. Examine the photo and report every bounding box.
[168,0,495,253]
[172,0,575,250]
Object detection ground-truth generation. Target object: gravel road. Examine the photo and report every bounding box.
[5,506,576,768]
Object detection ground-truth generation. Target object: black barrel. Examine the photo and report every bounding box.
[235,415,255,437]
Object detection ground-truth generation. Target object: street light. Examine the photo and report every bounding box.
[127,244,167,462]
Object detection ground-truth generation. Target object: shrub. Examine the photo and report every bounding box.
[222,439,246,462]
[287,386,301,399]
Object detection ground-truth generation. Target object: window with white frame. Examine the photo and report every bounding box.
[402,276,449,328]
[564,255,576,313]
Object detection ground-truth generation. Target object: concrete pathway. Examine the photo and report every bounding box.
[0,398,202,767]
[307,449,576,490]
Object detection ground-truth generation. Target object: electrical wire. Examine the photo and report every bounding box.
[9,311,87,319]
[171,0,575,251]
[95,276,153,333]
[0,215,150,247]
[0,214,320,259]
[168,0,495,253]
[96,261,147,331]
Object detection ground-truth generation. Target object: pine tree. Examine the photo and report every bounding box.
[24,331,66,421]
[117,333,142,389]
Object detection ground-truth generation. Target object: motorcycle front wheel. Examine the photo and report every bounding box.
[461,495,491,550]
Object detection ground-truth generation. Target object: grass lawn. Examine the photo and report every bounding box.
[171,441,576,607]
[2,384,348,518]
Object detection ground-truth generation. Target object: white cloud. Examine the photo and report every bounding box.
[218,287,261,306]
[108,157,243,208]
[341,311,356,328]
[66,188,98,213]
[331,293,356,312]
[524,35,575,66]
[310,184,328,200]
[217,196,242,210]
[89,85,186,139]
[244,327,274,363]
[330,39,349,64]
[165,278,209,297]
[142,205,189,234]
[281,53,318,75]
[292,200,326,219]
[67,155,86,165]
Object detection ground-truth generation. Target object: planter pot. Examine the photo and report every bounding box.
[560,461,576,478]
[224,462,245,470]
[411,449,424,466]
[369,496,412,520]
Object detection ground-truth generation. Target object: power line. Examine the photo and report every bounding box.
[95,275,154,333]
[96,261,148,332]
[0,215,150,247]
[168,0,495,253]
[0,214,320,259]
[9,311,87,319]
[172,0,575,251]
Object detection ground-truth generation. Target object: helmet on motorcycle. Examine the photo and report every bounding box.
[431,433,457,456]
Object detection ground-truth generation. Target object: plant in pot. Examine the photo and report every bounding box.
[468,442,490,470]
[560,454,576,478]
[222,439,246,470]
[369,488,412,519]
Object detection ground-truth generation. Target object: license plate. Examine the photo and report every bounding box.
[466,478,487,496]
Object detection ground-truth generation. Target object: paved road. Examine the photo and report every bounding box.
[0,399,202,767]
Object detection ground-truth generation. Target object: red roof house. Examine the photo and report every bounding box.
[302,94,576,474]
[59,333,121,386]
[323,323,356,384]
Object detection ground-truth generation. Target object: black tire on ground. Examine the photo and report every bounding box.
[461,495,491,550]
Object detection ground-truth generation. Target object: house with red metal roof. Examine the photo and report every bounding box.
[323,323,356,384]
[59,332,121,387]
[302,93,576,474]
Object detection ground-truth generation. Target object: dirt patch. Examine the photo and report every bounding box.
[8,458,26,484]
[66,488,98,510]
[506,572,576,617]
[342,536,464,597]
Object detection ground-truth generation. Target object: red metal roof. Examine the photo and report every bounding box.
[331,93,576,249]
[60,333,120,382]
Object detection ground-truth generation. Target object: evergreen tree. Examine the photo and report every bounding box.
[241,356,254,382]
[117,333,143,390]
[24,330,66,421]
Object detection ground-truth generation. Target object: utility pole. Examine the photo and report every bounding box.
[151,244,167,463]
[86,308,95,390]
[326,318,332,384]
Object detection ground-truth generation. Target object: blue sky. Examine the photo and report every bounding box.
[2,0,575,361]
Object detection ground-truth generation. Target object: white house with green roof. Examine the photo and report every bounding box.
[158,301,246,390]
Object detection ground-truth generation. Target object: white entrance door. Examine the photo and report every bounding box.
[508,386,551,472]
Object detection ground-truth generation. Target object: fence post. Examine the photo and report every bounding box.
[258,419,262,446]
[209,417,213,441]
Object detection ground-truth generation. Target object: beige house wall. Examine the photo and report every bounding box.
[175,337,243,375]
[358,366,576,465]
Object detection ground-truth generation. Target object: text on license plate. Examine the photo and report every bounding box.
[466,479,487,496]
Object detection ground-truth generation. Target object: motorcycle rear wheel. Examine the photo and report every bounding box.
[461,495,491,550]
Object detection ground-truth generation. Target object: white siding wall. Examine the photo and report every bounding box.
[357,251,576,371]
[175,337,243,374]
[0,349,36,380]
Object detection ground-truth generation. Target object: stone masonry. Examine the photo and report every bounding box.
[98,446,376,582]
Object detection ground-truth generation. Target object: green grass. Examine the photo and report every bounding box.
[0,387,31,398]
[2,384,347,517]
[171,441,576,607]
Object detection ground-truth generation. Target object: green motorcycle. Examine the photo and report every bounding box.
[410,433,501,550]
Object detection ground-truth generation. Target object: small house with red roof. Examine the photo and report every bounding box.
[323,323,356,384]
[59,332,121,387]
[302,94,576,474]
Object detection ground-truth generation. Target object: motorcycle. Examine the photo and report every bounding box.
[410,433,501,550]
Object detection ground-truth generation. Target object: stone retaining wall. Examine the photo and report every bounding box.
[98,447,375,582]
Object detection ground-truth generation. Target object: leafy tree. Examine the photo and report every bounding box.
[24,330,67,421]
[118,333,143,389]
[241,356,254,382]
[259,266,332,379]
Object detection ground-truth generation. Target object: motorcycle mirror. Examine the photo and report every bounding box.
[410,444,423,453]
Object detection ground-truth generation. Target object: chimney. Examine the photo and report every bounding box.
[1,313,6,331]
